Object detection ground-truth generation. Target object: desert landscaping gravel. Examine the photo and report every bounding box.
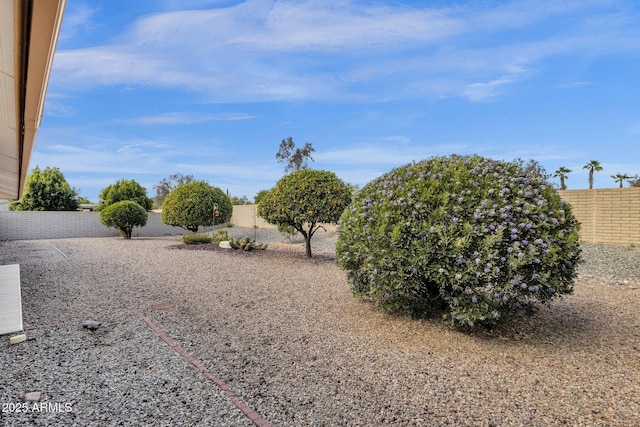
[1,227,639,426]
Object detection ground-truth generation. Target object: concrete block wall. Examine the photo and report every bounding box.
[229,204,276,229]
[0,212,199,240]
[558,188,640,245]
[0,206,279,241]
[229,204,338,232]
[9,194,635,244]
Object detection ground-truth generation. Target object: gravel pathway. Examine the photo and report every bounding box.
[1,228,639,426]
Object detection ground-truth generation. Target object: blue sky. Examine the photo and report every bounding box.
[34,0,640,202]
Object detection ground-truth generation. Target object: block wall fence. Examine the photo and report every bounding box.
[0,193,636,244]
[0,205,276,241]
[558,188,640,245]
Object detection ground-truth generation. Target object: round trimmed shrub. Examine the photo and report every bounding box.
[336,155,582,328]
[161,181,232,232]
[100,200,148,239]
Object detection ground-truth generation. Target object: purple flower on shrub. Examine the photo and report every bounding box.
[472,296,478,303]
[492,311,500,319]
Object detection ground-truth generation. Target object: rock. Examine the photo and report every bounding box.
[24,392,41,402]
[9,334,26,345]
[82,320,102,330]
[218,241,232,249]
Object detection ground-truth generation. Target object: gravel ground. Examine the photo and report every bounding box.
[1,227,639,426]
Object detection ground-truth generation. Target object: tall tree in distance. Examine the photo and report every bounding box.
[276,137,315,173]
[153,173,194,207]
[582,160,603,189]
[95,179,153,211]
[610,173,631,188]
[553,166,572,190]
[10,166,78,211]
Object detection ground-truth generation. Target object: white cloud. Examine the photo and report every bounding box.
[116,112,256,125]
[58,4,97,41]
[44,101,77,118]
[49,0,640,103]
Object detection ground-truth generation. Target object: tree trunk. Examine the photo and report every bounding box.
[305,235,312,258]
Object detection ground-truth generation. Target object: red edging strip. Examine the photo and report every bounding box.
[132,310,272,427]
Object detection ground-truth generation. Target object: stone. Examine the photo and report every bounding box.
[82,320,102,330]
[218,241,232,249]
[24,392,41,402]
[9,334,26,345]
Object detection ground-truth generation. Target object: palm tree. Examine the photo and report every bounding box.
[611,173,631,188]
[553,166,572,190]
[582,160,603,189]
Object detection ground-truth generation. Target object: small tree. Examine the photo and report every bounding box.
[553,166,571,190]
[96,179,153,211]
[76,197,93,205]
[629,175,640,187]
[100,201,148,239]
[611,173,631,188]
[161,181,232,232]
[11,166,78,211]
[276,137,315,173]
[582,160,603,190]
[230,195,250,205]
[153,173,194,207]
[258,169,351,257]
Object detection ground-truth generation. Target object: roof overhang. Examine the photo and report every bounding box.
[0,0,66,200]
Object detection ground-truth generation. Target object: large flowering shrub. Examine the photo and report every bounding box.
[336,155,581,328]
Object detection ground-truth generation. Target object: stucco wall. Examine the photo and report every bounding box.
[558,188,640,245]
[229,204,338,232]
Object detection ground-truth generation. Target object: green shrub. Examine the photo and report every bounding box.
[182,232,213,244]
[100,200,148,239]
[336,155,582,329]
[211,229,230,243]
[161,181,232,232]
